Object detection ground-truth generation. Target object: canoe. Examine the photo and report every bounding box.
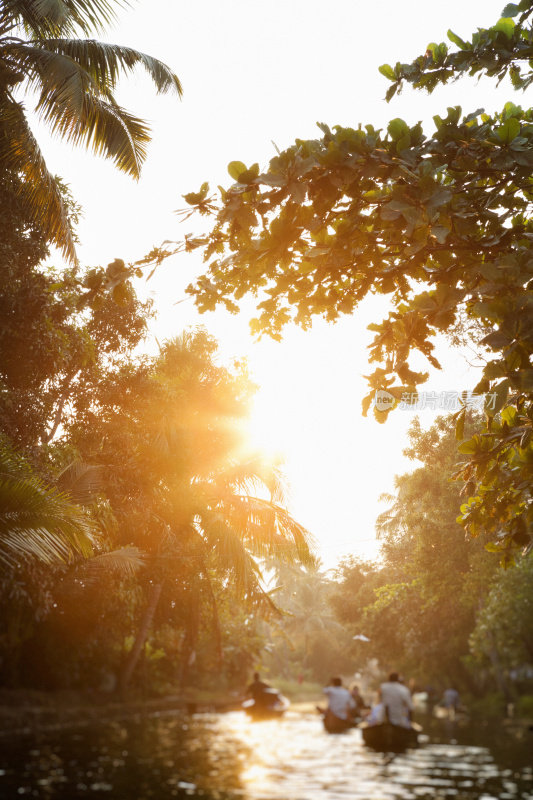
[317,707,359,734]
[360,721,421,752]
[323,711,357,734]
[242,690,290,719]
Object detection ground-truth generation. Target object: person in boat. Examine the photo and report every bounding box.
[380,672,414,728]
[366,702,385,726]
[350,684,369,717]
[366,689,385,726]
[442,686,460,714]
[246,672,273,708]
[322,676,356,725]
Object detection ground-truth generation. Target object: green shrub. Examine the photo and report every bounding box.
[516,694,533,717]
[468,691,506,717]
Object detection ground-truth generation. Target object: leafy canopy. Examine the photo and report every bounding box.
[175,2,533,560]
[381,0,533,98]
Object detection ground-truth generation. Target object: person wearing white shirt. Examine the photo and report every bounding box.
[380,672,414,728]
[323,677,356,721]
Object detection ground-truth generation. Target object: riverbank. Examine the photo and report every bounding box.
[0,682,324,737]
[0,688,236,737]
[1,686,531,739]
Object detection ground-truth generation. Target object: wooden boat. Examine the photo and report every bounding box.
[317,707,359,734]
[242,689,290,719]
[359,721,421,752]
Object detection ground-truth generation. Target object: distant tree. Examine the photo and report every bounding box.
[174,2,533,560]
[259,561,353,682]
[331,415,497,688]
[469,555,533,693]
[0,0,182,261]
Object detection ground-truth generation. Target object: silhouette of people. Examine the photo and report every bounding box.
[246,672,271,707]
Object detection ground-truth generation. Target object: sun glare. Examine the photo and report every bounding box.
[246,390,289,462]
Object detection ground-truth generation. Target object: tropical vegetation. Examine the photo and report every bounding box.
[0,0,182,261]
[177,0,533,563]
[0,0,532,718]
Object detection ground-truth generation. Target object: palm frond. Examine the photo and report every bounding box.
[5,43,151,176]
[1,0,126,37]
[221,494,316,567]
[0,97,77,261]
[0,474,96,566]
[6,41,107,106]
[44,89,150,177]
[215,457,288,506]
[37,38,183,96]
[194,510,263,597]
[72,545,145,581]
[56,461,105,505]
[196,514,281,618]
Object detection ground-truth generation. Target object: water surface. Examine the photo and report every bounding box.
[1,709,531,799]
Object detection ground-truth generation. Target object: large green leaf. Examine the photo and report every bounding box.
[496,117,521,143]
[387,118,409,141]
[227,161,247,181]
[493,17,516,38]
[378,63,396,80]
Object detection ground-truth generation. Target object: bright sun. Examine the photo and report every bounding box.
[246,389,289,461]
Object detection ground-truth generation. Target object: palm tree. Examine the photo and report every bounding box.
[66,329,314,692]
[0,440,97,566]
[118,454,315,694]
[0,1,182,262]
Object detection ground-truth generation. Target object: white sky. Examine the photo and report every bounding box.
[32,0,515,566]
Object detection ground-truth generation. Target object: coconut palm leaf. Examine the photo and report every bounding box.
[192,513,280,618]
[0,96,77,261]
[220,494,316,567]
[0,1,182,260]
[55,461,105,505]
[33,38,183,96]
[0,472,96,566]
[215,457,289,506]
[72,544,145,582]
[46,92,151,176]
[1,0,125,37]
[4,42,152,175]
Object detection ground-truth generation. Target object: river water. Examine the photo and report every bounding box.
[1,708,532,799]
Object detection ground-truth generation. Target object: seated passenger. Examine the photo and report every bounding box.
[442,687,460,711]
[323,676,356,722]
[380,672,413,728]
[246,672,272,707]
[366,701,386,726]
[350,684,369,716]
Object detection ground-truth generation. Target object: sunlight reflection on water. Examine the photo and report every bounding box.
[1,708,532,799]
[217,710,533,800]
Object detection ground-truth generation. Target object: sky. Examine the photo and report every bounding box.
[31,0,514,567]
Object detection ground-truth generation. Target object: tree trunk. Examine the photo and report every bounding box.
[118,582,162,698]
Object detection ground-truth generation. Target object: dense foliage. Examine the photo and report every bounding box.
[1,0,532,706]
[330,416,501,692]
[175,2,533,561]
